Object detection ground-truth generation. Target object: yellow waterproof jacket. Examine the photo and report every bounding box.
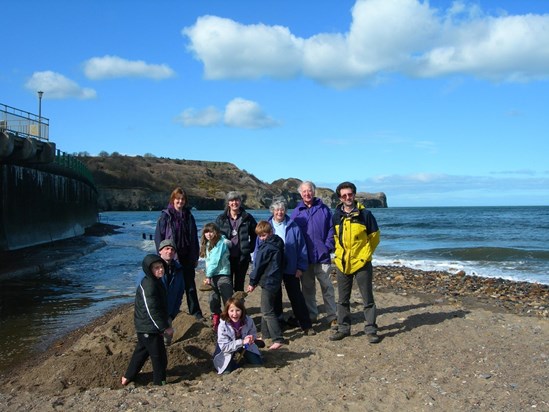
[332,202,380,275]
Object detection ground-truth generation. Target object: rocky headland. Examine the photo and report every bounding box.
[79,154,387,211]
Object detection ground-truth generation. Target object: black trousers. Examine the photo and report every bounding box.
[180,259,203,318]
[229,255,250,292]
[124,332,167,385]
[274,273,312,330]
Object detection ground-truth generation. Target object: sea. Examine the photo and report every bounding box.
[1,206,548,372]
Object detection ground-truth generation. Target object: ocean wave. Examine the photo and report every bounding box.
[373,256,549,285]
[417,246,549,262]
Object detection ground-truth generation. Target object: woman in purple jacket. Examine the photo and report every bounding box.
[155,187,204,321]
[290,181,337,329]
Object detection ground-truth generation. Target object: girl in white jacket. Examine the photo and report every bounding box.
[213,297,264,374]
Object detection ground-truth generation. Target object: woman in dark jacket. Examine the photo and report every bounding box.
[122,254,173,386]
[215,191,257,292]
[155,187,204,321]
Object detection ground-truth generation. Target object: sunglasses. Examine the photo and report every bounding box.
[339,193,354,199]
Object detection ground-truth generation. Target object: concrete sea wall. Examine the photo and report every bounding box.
[0,163,98,251]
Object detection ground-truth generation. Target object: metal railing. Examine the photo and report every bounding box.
[0,103,49,141]
[54,149,96,187]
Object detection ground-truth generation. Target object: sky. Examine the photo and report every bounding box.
[2,0,548,207]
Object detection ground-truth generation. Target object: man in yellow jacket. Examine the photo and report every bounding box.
[329,181,381,343]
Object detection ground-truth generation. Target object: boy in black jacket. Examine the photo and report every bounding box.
[247,221,285,350]
[121,254,174,386]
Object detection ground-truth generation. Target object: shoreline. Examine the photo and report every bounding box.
[1,265,548,411]
[3,265,548,378]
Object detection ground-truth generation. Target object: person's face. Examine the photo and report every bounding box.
[159,246,175,262]
[339,188,355,208]
[150,261,165,279]
[228,198,241,212]
[300,185,314,205]
[228,304,243,323]
[204,230,214,241]
[272,207,285,223]
[173,195,185,211]
[258,233,269,241]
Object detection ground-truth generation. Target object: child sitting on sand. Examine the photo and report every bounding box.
[121,254,173,386]
[199,222,233,332]
[213,297,264,374]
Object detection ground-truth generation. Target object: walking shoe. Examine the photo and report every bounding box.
[195,313,207,322]
[329,331,349,341]
[330,319,338,331]
[367,333,381,344]
[212,314,220,332]
[303,328,317,336]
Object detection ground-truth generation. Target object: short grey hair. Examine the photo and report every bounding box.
[269,200,287,213]
[298,181,316,194]
[226,191,242,202]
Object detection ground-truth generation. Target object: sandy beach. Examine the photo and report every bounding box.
[1,266,548,412]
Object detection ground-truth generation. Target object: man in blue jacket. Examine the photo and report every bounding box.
[158,239,185,346]
[290,181,337,329]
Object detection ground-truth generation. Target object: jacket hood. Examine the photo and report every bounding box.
[142,254,168,278]
[265,233,285,249]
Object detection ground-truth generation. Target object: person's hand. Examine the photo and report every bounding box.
[243,335,254,345]
[295,269,303,279]
[205,278,212,285]
[246,285,256,293]
[164,327,174,336]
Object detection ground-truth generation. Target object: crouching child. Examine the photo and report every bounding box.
[213,297,264,374]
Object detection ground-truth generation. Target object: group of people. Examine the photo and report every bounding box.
[121,180,381,384]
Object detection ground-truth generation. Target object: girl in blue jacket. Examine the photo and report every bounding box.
[200,223,233,332]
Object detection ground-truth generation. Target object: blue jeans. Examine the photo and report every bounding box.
[213,344,263,373]
[335,261,377,335]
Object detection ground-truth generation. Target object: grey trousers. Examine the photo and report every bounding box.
[335,261,377,335]
[301,263,337,322]
[209,275,234,315]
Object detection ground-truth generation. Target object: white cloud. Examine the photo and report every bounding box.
[224,98,279,129]
[175,106,221,127]
[176,98,279,129]
[83,55,175,80]
[183,16,302,80]
[25,71,96,99]
[182,0,549,87]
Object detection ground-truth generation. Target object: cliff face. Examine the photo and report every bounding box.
[80,155,387,211]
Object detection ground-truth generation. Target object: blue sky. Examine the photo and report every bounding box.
[2,0,548,207]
